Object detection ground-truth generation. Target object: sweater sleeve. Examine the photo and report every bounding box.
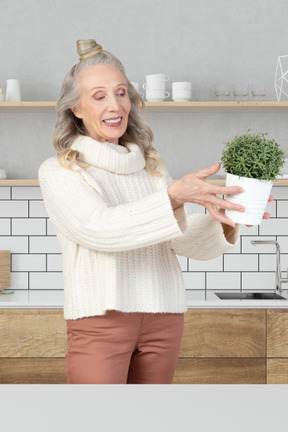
[170,210,240,260]
[38,158,186,253]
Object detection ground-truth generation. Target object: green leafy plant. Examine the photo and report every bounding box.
[221,130,286,181]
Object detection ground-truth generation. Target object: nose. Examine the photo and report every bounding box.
[106,94,120,111]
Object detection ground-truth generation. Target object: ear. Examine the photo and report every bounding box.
[71,106,82,119]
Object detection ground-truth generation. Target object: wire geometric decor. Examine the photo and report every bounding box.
[275,55,288,101]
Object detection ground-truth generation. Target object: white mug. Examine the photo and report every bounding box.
[5,79,21,101]
[145,74,169,84]
[145,89,170,102]
[172,82,192,90]
[172,90,191,102]
[143,81,166,90]
[172,82,192,101]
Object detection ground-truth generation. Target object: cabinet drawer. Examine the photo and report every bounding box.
[0,358,67,384]
[173,358,266,384]
[267,359,288,384]
[0,309,67,357]
[180,309,266,357]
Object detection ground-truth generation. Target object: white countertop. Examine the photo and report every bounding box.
[1,289,288,309]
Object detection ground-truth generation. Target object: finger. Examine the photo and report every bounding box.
[204,194,245,212]
[192,162,221,179]
[207,204,237,228]
[268,195,274,202]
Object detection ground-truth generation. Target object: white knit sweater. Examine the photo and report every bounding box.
[38,136,239,319]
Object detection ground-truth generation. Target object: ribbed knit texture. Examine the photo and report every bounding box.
[38,136,239,319]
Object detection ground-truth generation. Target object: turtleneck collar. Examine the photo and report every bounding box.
[71,135,146,175]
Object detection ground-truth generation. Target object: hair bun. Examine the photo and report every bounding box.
[77,39,102,61]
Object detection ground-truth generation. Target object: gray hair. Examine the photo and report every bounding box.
[53,39,163,176]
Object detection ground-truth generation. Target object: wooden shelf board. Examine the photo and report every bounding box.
[1,101,288,113]
[1,179,288,186]
[144,101,288,113]
[0,102,56,112]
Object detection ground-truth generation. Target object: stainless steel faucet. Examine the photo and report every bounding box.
[251,240,288,294]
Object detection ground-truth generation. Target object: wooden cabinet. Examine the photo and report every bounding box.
[0,309,67,384]
[267,309,288,384]
[173,309,266,384]
[0,308,288,384]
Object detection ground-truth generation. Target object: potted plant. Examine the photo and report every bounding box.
[221,130,286,225]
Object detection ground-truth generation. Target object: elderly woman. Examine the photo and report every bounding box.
[39,39,269,384]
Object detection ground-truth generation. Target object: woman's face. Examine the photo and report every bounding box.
[73,63,131,144]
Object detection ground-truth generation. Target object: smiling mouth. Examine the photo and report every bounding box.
[103,117,122,125]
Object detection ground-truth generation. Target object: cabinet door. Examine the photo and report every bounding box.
[267,310,288,384]
[180,309,266,357]
[267,309,288,357]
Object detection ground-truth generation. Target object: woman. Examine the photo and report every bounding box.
[39,39,269,384]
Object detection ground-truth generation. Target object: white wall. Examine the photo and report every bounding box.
[1,0,288,178]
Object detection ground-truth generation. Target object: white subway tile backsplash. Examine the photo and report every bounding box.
[29,272,63,290]
[206,272,241,290]
[182,272,205,290]
[242,272,276,290]
[259,254,276,272]
[0,219,10,235]
[47,254,63,271]
[277,201,288,217]
[1,184,288,294]
[12,254,46,271]
[12,187,42,200]
[10,272,29,290]
[224,254,258,271]
[277,237,288,253]
[29,201,48,217]
[12,218,46,235]
[242,236,276,253]
[29,236,61,253]
[225,240,241,254]
[271,187,288,200]
[240,225,258,235]
[0,187,10,199]
[265,200,276,217]
[0,237,28,253]
[47,220,56,236]
[189,255,223,272]
[0,201,28,217]
[259,218,288,236]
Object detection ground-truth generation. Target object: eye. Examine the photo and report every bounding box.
[94,91,105,101]
[117,88,127,97]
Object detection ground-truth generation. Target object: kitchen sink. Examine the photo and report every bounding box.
[215,292,287,300]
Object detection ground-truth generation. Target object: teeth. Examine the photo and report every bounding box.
[104,117,121,124]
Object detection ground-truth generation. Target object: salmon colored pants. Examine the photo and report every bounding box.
[65,310,184,384]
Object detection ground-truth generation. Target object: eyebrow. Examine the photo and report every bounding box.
[90,83,128,91]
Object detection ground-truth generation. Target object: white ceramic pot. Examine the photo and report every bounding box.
[225,173,273,225]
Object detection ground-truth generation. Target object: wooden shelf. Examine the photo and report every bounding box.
[0,101,56,112]
[1,179,288,186]
[144,101,288,113]
[1,101,288,113]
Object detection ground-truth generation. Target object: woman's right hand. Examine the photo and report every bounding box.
[167,162,245,228]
